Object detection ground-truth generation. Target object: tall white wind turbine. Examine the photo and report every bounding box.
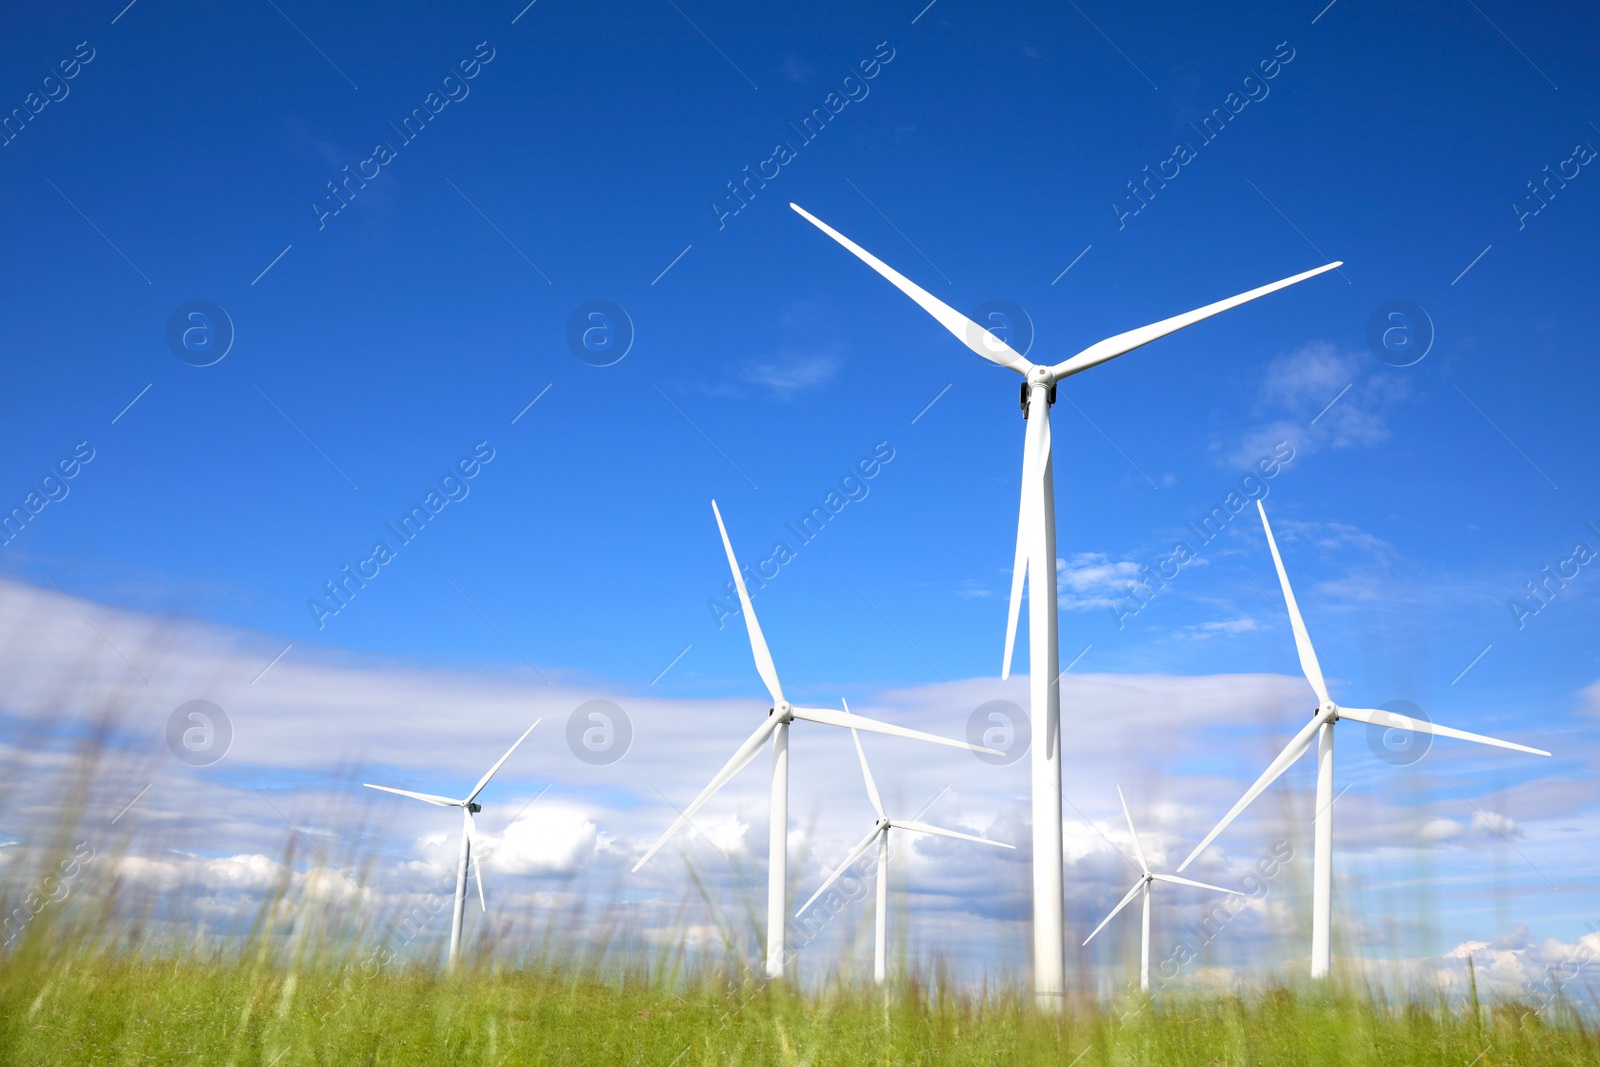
[791,201,1342,1003]
[364,718,541,965]
[796,724,1013,985]
[1177,500,1550,977]
[633,501,1000,980]
[1083,786,1229,992]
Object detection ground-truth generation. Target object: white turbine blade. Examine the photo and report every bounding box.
[790,705,1003,756]
[711,500,784,706]
[631,715,780,872]
[466,718,542,804]
[1116,785,1148,875]
[1002,397,1049,680]
[790,203,1034,376]
[1048,261,1342,381]
[796,825,883,916]
[1337,706,1550,757]
[891,819,1014,849]
[465,810,487,912]
[1082,879,1144,946]
[849,723,886,820]
[1177,713,1324,872]
[364,783,461,808]
[1151,872,1232,894]
[1257,501,1330,707]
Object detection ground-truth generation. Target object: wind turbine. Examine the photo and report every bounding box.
[364,718,541,965]
[791,200,1342,1003]
[797,725,1013,985]
[632,500,1001,980]
[1177,499,1550,977]
[1083,786,1229,992]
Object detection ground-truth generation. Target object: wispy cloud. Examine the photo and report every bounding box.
[1056,552,1142,610]
[733,351,840,398]
[779,55,813,83]
[1229,341,1410,467]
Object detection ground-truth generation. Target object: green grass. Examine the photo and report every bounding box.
[2,941,1595,1066]
[2,736,1593,1065]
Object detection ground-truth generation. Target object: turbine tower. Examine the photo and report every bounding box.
[633,501,999,980]
[365,717,541,964]
[1178,500,1549,977]
[792,201,1341,1004]
[796,724,1013,985]
[1083,786,1229,992]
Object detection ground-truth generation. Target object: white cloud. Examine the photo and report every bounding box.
[734,352,840,397]
[698,812,751,859]
[1190,617,1261,638]
[488,804,598,876]
[1419,817,1464,842]
[1056,552,1141,610]
[1582,679,1600,720]
[1469,810,1520,838]
[0,575,1587,989]
[202,853,282,891]
[1230,341,1409,467]
[779,56,813,83]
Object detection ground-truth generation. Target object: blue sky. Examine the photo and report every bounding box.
[2,0,1597,990]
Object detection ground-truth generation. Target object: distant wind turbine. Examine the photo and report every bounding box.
[1178,500,1549,977]
[632,501,1000,980]
[365,718,541,965]
[792,200,1342,1004]
[797,722,1013,985]
[1083,786,1229,992]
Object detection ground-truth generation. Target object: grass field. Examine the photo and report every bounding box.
[3,934,1596,1066]
[2,740,1593,1065]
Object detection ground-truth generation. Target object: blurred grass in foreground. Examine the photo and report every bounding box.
[3,902,1600,1067]
[3,944,1596,1065]
[2,721,1596,1065]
